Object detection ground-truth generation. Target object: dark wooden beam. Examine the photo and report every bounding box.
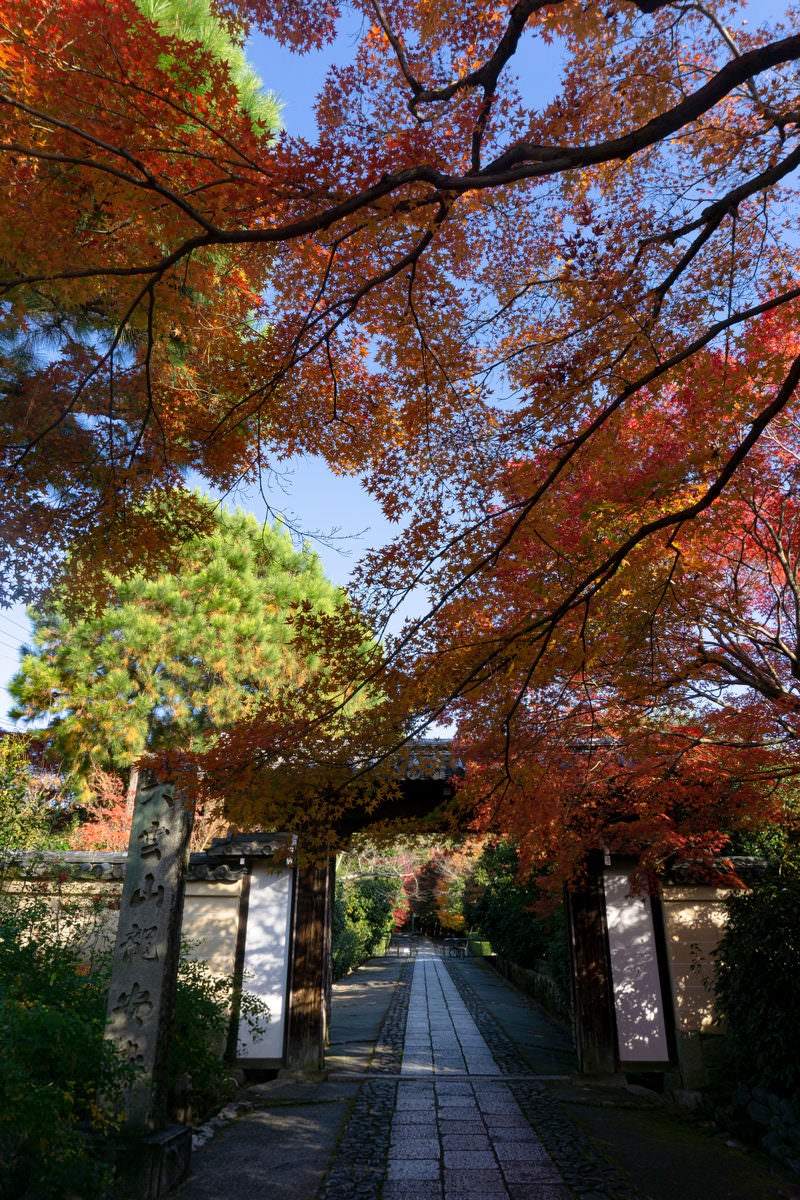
[285,859,333,1072]
[334,778,458,838]
[566,855,618,1076]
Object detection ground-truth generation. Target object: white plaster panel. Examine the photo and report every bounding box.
[182,881,242,977]
[663,893,729,1031]
[604,870,670,1063]
[237,866,294,1061]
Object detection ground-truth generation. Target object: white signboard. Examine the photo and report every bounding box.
[603,870,670,1064]
[237,866,294,1063]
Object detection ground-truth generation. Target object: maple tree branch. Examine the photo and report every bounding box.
[367,0,424,109]
[369,0,554,115]
[270,223,369,383]
[0,103,226,239]
[6,262,174,478]
[682,0,770,115]
[364,283,800,683]
[128,285,160,469]
[749,508,800,677]
[373,0,677,118]
[403,253,490,472]
[517,292,800,517]
[647,218,721,318]
[205,215,446,441]
[479,34,800,180]
[642,139,800,252]
[696,646,800,707]
[364,345,800,739]
[69,62,274,175]
[540,350,800,630]
[5,33,798,300]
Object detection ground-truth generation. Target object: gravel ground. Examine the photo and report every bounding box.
[319,958,413,1199]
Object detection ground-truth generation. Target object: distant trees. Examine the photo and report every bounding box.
[0,734,70,851]
[332,866,402,978]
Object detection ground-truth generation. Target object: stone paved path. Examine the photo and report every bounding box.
[383,948,571,1199]
[180,946,800,1200]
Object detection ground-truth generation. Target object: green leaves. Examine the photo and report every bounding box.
[9,500,350,801]
[0,736,72,852]
[714,849,800,1105]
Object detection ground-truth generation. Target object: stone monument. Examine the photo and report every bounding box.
[104,769,195,1197]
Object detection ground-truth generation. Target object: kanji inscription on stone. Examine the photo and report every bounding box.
[113,982,155,1025]
[125,1040,145,1069]
[104,769,194,1132]
[137,817,169,859]
[130,873,165,908]
[119,922,160,962]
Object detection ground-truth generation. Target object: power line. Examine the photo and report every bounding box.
[0,631,28,648]
[0,613,32,635]
[0,627,24,645]
[0,627,29,642]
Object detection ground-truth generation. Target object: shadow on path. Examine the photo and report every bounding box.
[176,946,800,1200]
[448,955,799,1200]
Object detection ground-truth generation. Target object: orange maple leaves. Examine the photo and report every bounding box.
[2,0,800,870]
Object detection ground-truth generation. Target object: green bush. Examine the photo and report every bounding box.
[0,889,269,1198]
[714,850,800,1106]
[171,950,269,1120]
[0,892,128,1200]
[332,874,399,979]
[463,841,570,997]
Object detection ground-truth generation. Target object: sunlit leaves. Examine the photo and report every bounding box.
[2,0,800,862]
[9,504,355,801]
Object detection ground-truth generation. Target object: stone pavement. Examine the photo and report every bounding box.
[176,941,800,1200]
[382,949,569,1199]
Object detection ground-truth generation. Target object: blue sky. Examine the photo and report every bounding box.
[0,21,390,726]
[0,0,791,726]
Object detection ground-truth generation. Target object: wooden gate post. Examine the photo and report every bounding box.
[285,856,333,1073]
[566,853,618,1076]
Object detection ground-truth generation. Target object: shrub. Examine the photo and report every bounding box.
[463,840,570,995]
[714,849,800,1106]
[0,892,128,1200]
[171,949,269,1121]
[332,874,399,978]
[0,888,269,1197]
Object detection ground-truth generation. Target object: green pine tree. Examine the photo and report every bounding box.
[10,503,350,801]
[133,0,281,132]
